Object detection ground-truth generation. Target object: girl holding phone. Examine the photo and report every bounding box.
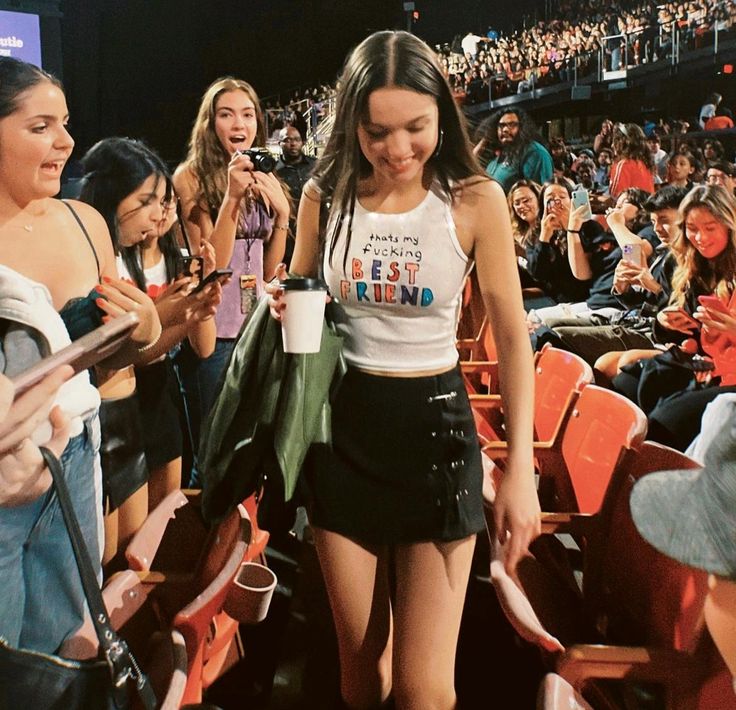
[0,58,160,651]
[174,78,290,481]
[609,186,736,449]
[79,138,220,521]
[269,31,539,708]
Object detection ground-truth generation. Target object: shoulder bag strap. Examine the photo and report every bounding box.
[39,446,157,710]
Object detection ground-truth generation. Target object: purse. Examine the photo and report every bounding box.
[0,447,156,710]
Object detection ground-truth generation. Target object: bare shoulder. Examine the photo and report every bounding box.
[302,178,323,204]
[454,175,504,209]
[173,163,198,196]
[62,199,108,233]
[62,199,115,272]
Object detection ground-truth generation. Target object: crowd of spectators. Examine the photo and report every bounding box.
[435,0,736,103]
[475,101,736,455]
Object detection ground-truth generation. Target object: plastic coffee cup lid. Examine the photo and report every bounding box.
[280,277,327,291]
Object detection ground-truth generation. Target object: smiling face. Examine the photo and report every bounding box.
[357,87,439,186]
[684,206,730,259]
[214,89,258,156]
[511,186,540,224]
[0,80,73,203]
[116,173,167,247]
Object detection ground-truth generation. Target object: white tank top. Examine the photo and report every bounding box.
[323,183,472,372]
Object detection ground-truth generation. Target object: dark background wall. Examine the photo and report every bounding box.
[50,0,542,164]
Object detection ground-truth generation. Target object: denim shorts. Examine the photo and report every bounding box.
[0,416,102,653]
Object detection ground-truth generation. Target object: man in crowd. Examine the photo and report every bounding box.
[475,107,554,192]
[275,125,315,266]
[706,161,736,195]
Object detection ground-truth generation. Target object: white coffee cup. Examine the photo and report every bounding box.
[280,277,327,353]
[223,561,278,624]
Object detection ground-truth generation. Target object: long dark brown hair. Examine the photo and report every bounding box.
[313,30,486,270]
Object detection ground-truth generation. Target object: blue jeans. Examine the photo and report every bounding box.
[0,417,102,653]
[176,338,235,487]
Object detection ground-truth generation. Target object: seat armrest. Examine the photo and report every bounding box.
[125,490,189,571]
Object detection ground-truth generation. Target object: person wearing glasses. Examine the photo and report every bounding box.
[275,125,316,266]
[706,161,736,196]
[473,107,553,193]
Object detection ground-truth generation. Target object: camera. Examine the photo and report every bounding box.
[240,148,276,173]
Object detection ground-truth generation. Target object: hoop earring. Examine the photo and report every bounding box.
[433,128,444,159]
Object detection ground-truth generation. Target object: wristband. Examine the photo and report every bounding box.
[567,228,582,234]
[136,321,163,354]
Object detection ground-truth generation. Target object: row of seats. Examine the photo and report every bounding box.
[64,490,270,707]
[455,280,735,709]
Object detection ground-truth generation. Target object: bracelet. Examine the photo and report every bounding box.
[136,321,162,354]
[272,224,288,232]
[567,228,582,234]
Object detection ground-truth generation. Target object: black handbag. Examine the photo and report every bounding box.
[0,447,157,710]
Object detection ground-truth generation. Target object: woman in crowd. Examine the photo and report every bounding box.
[270,30,539,709]
[0,57,159,652]
[508,179,542,250]
[609,185,736,449]
[523,178,591,311]
[173,77,290,480]
[609,121,655,198]
[79,137,220,518]
[529,183,654,328]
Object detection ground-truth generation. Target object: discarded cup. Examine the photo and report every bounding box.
[223,562,277,624]
[280,277,327,353]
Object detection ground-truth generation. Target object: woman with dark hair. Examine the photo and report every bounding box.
[79,137,219,518]
[174,77,290,481]
[522,177,592,309]
[609,122,655,198]
[474,106,553,191]
[665,150,698,191]
[0,57,159,652]
[270,30,539,709]
[529,186,656,330]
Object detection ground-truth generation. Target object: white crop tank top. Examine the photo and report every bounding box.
[323,182,473,372]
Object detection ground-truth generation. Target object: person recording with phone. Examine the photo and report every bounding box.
[79,138,221,539]
[529,186,657,346]
[606,186,736,450]
[173,77,290,484]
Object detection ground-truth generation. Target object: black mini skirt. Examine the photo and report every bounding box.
[305,365,484,545]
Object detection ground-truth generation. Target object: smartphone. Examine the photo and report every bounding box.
[177,255,204,286]
[571,187,593,221]
[192,268,233,294]
[697,295,729,313]
[672,308,700,329]
[622,243,642,266]
[11,312,140,398]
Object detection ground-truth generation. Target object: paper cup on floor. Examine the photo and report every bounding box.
[223,562,277,624]
[280,277,327,353]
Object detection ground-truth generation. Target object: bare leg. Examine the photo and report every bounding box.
[116,482,148,552]
[594,350,625,385]
[102,507,118,566]
[313,527,393,709]
[148,457,182,511]
[392,536,476,710]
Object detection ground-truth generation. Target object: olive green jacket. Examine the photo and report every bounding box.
[200,296,345,523]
